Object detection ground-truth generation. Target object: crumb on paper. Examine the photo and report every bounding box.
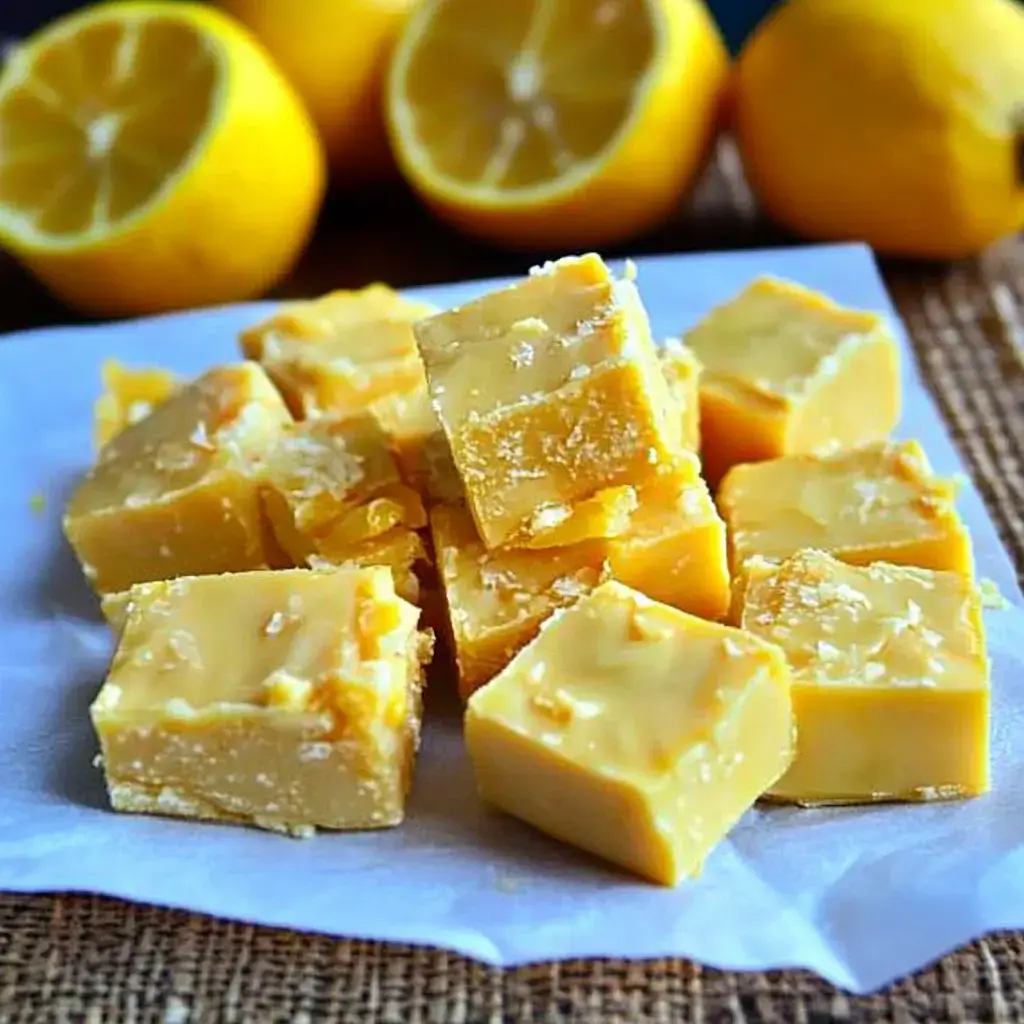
[979,577,1009,610]
[161,995,191,1024]
[29,493,45,515]
[493,870,523,895]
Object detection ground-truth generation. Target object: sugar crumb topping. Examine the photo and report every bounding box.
[980,578,1009,610]
[722,637,748,658]
[815,641,841,661]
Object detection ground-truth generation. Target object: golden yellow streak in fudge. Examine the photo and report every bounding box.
[92,566,429,836]
[93,359,180,451]
[416,254,679,550]
[65,363,292,594]
[739,550,989,804]
[465,581,794,886]
[684,277,900,483]
[514,486,639,550]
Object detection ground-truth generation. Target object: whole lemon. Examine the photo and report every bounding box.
[733,0,1024,258]
[220,0,417,181]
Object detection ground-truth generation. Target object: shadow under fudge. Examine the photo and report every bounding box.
[46,662,108,811]
[32,471,103,624]
[407,687,630,885]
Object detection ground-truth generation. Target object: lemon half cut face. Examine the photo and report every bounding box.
[0,2,326,316]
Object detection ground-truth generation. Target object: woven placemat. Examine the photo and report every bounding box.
[2,148,1023,1023]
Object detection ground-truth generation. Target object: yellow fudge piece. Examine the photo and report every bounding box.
[309,527,428,607]
[65,363,292,594]
[465,581,794,886]
[607,459,730,621]
[368,375,462,506]
[685,277,900,484]
[260,415,426,566]
[93,359,180,451]
[432,459,732,697]
[739,550,989,804]
[240,285,437,419]
[658,339,701,452]
[718,440,974,592]
[416,254,678,550]
[429,503,608,699]
[92,566,428,835]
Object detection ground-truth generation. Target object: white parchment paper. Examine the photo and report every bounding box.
[1,243,1021,994]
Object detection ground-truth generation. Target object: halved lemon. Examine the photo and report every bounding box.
[0,2,326,317]
[386,0,728,250]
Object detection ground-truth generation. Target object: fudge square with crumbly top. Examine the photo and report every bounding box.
[739,549,989,805]
[415,254,679,550]
[260,414,426,567]
[239,284,437,420]
[64,363,292,595]
[91,566,429,836]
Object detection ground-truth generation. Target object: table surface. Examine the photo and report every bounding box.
[2,143,1023,1023]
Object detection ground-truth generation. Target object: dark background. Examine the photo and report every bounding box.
[0,0,778,52]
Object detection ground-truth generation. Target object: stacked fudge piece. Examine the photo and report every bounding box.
[66,288,440,838]
[686,278,988,810]
[416,255,731,698]
[62,256,991,887]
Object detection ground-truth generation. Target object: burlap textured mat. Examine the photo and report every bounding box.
[1,146,1022,1023]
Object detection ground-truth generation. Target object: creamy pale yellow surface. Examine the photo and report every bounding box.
[719,440,973,590]
[465,581,794,885]
[93,359,180,451]
[240,285,436,419]
[260,414,425,566]
[92,566,428,835]
[607,458,730,620]
[685,277,900,483]
[65,363,292,594]
[415,254,678,549]
[658,339,701,452]
[740,550,989,804]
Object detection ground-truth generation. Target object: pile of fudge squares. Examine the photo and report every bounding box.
[64,254,989,886]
